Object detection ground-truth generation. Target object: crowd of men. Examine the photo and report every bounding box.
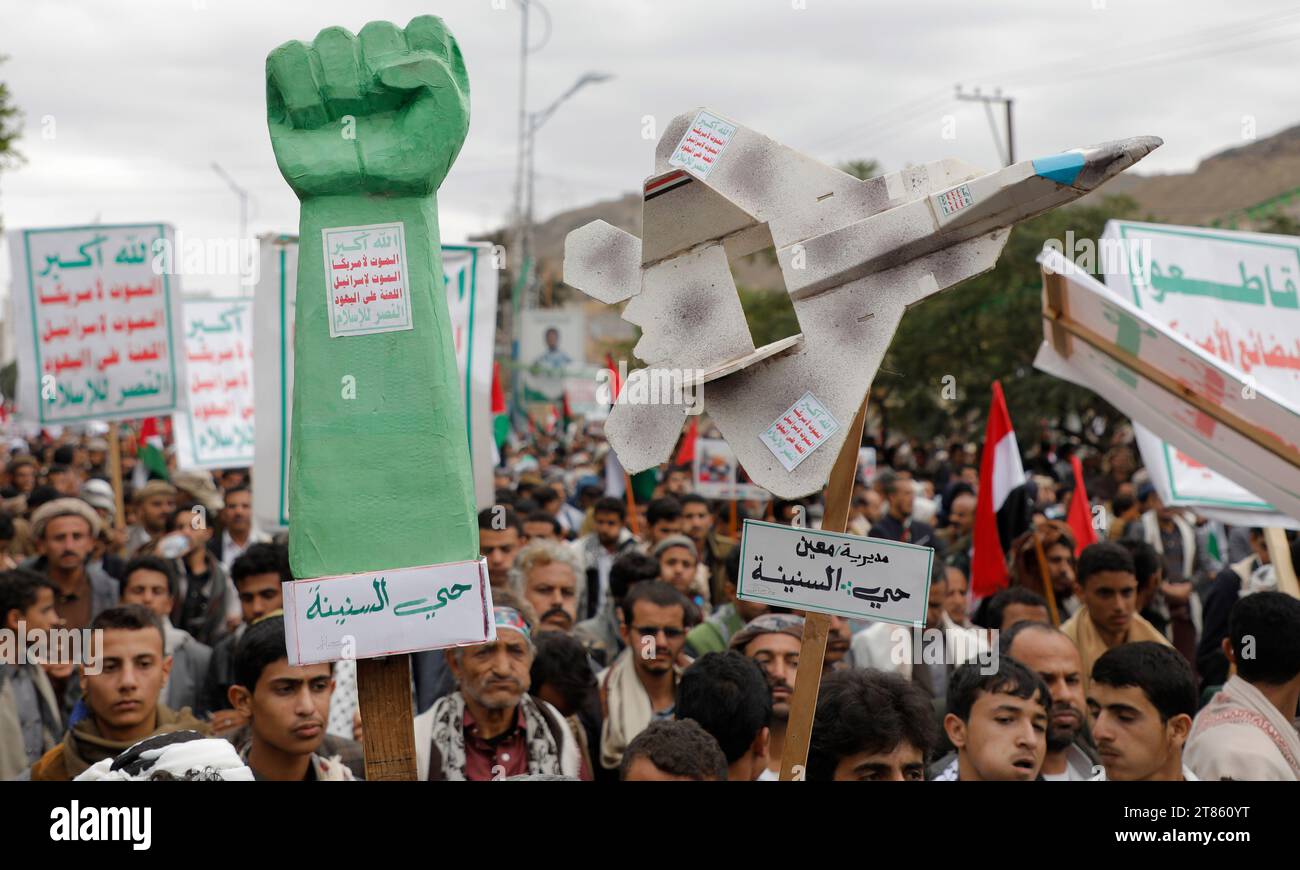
[2,425,1299,781]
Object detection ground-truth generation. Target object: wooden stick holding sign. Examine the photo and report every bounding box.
[778,398,868,781]
[1264,528,1299,600]
[106,422,127,555]
[265,17,480,781]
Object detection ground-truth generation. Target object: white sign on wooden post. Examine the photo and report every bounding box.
[736,519,933,627]
[282,558,495,666]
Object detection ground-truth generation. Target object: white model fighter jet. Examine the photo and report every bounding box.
[565,108,1159,498]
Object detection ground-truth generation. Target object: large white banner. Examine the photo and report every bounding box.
[1103,220,1300,517]
[173,298,254,469]
[253,238,498,531]
[1037,247,1300,521]
[7,224,187,423]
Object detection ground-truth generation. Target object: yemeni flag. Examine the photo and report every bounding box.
[1065,454,1099,555]
[971,381,1025,597]
[491,361,509,451]
[132,417,169,489]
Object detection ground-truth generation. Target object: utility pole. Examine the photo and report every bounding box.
[955,86,1014,167]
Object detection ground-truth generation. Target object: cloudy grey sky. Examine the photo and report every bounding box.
[2,0,1299,296]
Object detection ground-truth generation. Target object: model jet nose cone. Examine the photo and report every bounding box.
[1067,135,1162,189]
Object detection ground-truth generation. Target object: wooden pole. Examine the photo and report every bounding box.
[779,398,868,781]
[357,655,418,780]
[106,422,127,553]
[1031,530,1061,627]
[1264,528,1299,599]
[624,471,640,537]
[728,497,738,540]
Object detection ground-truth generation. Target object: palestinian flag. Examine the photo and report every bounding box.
[1065,454,1099,555]
[491,361,509,450]
[971,381,1025,597]
[132,417,169,489]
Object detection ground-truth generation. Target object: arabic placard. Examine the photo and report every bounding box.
[282,557,495,666]
[736,519,934,626]
[759,391,840,473]
[1036,247,1300,521]
[322,222,413,338]
[255,239,499,530]
[1103,221,1300,515]
[7,223,186,424]
[668,110,737,180]
[173,298,254,469]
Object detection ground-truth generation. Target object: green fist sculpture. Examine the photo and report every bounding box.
[267,17,470,197]
[266,17,478,583]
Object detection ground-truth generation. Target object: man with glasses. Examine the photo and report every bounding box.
[597,581,691,772]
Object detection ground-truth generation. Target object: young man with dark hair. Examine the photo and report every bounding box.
[1061,541,1171,692]
[676,651,771,781]
[1186,591,1300,780]
[984,586,1050,632]
[204,542,289,729]
[598,581,691,771]
[573,495,638,621]
[0,570,65,779]
[28,604,207,780]
[120,555,212,715]
[228,614,353,780]
[680,492,734,606]
[808,669,934,781]
[1002,621,1099,780]
[620,718,727,781]
[529,631,601,778]
[1088,641,1197,781]
[934,657,1050,781]
[522,510,562,542]
[478,505,523,590]
[644,496,684,547]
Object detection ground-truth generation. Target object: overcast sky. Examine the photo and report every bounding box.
[2,0,1299,296]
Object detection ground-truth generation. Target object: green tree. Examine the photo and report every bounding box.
[0,55,25,233]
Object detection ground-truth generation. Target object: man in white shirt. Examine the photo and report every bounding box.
[1185,591,1300,780]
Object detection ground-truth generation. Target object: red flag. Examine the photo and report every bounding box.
[605,353,621,402]
[674,417,697,466]
[1066,454,1099,555]
[971,381,1026,597]
[490,362,506,415]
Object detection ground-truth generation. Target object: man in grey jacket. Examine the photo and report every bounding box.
[25,498,118,632]
[119,555,213,715]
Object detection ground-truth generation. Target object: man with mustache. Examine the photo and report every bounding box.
[415,599,587,780]
[730,613,804,780]
[598,581,691,771]
[512,539,584,634]
[1003,621,1100,780]
[228,614,352,781]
